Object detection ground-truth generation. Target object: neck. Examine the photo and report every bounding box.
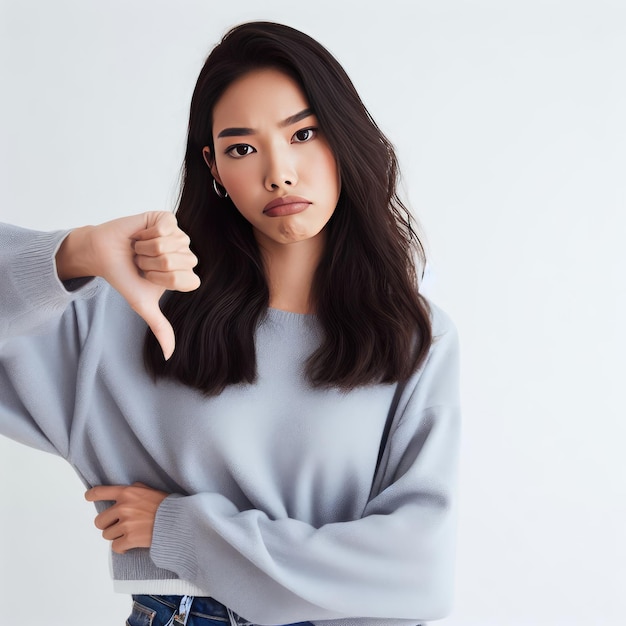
[256,231,326,314]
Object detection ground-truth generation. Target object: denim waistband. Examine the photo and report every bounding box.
[130,594,315,626]
[134,594,230,621]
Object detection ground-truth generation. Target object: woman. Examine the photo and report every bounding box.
[0,21,460,626]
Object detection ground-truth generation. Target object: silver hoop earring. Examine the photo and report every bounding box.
[213,178,228,199]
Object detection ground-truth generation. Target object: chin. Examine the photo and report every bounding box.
[276,224,312,242]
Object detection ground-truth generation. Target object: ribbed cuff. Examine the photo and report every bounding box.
[150,492,241,586]
[11,229,100,310]
[150,494,200,583]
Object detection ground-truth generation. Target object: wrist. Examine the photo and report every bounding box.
[55,225,97,280]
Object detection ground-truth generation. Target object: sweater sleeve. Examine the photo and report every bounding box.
[150,312,461,625]
[0,223,100,455]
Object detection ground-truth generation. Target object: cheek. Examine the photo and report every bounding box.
[217,161,253,196]
[322,156,341,201]
[308,147,340,192]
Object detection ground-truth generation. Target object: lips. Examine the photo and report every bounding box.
[263,196,312,217]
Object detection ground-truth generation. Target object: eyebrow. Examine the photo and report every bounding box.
[216,108,314,138]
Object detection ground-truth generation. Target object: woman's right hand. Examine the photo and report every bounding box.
[55,211,200,360]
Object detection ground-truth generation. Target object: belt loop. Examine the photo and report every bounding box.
[227,607,239,626]
[165,595,195,626]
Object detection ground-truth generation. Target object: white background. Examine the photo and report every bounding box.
[1,1,625,625]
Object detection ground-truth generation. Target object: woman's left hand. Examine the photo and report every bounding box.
[85,482,168,554]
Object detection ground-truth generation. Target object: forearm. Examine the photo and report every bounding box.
[149,489,456,623]
[3,213,199,358]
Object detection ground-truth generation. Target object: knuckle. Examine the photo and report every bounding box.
[153,223,167,238]
[149,272,167,287]
[157,213,176,233]
[118,504,131,516]
[145,271,163,286]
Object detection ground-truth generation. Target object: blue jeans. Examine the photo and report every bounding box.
[127,594,315,626]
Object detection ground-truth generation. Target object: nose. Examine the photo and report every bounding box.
[263,144,298,191]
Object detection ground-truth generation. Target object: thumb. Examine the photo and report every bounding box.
[135,300,175,361]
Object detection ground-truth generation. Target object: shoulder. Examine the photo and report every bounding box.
[400,298,461,409]
[421,299,460,371]
[425,299,458,343]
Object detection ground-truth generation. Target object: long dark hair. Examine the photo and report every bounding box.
[144,21,432,394]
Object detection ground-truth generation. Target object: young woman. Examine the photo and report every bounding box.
[0,22,460,626]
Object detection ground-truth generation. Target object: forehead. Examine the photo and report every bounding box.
[212,68,310,130]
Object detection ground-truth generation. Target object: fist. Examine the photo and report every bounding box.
[58,211,201,359]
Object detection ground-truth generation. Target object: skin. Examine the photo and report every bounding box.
[84,483,168,554]
[59,68,341,553]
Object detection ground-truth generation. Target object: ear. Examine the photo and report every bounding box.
[202,147,223,185]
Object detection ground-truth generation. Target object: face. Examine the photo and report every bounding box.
[205,68,341,249]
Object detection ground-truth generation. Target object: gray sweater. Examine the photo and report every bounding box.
[0,224,461,625]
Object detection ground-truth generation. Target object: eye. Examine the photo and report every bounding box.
[293,128,317,143]
[226,144,256,159]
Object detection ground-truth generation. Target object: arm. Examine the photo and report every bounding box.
[157,414,458,623]
[1,213,199,355]
[0,215,199,453]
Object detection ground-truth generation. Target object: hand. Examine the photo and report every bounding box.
[84,482,169,554]
[56,211,201,359]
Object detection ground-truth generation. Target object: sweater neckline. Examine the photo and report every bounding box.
[267,306,315,319]
[266,307,316,322]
